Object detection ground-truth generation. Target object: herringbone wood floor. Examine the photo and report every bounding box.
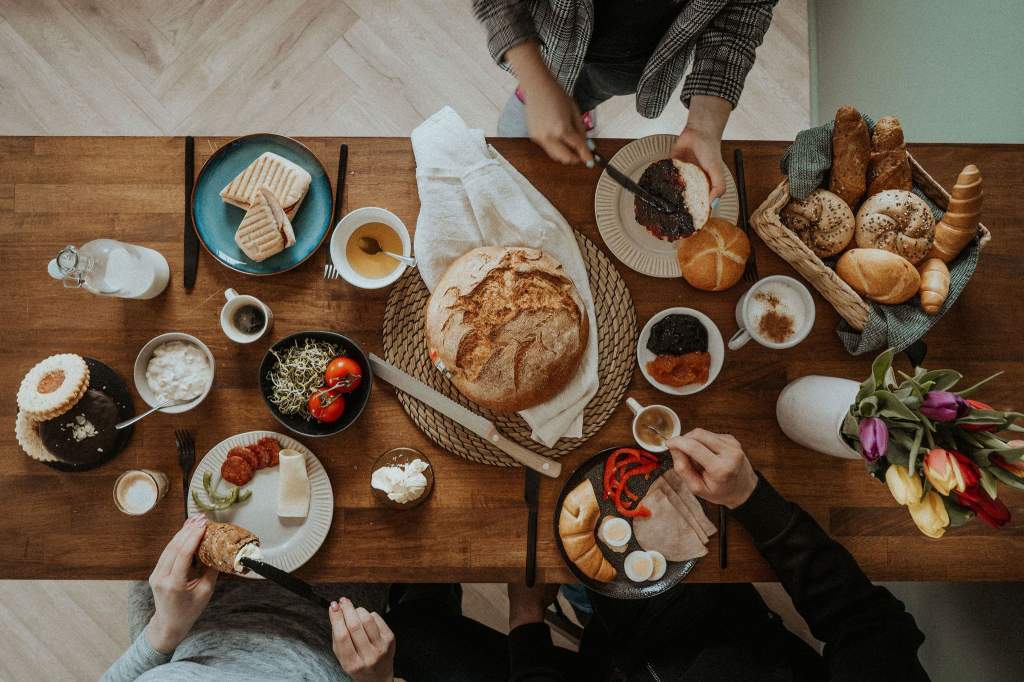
[0,1,809,679]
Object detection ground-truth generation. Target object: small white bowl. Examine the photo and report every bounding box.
[637,307,724,396]
[134,332,215,413]
[329,206,411,289]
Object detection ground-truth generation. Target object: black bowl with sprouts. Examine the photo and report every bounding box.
[259,330,373,437]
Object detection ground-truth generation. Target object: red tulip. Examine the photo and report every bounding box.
[961,399,1000,432]
[954,487,1011,528]
[947,450,980,490]
[991,455,1024,480]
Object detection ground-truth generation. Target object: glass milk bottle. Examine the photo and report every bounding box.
[47,240,170,299]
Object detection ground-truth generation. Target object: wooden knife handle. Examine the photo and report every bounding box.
[487,429,561,478]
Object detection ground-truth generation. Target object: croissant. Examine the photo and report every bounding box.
[929,164,982,262]
[918,258,950,315]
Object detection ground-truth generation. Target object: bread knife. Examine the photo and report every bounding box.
[368,354,562,478]
[239,558,331,609]
[183,136,198,290]
[593,152,677,214]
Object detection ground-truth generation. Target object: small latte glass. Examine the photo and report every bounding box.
[113,469,169,516]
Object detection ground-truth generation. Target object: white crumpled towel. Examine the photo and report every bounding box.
[411,106,599,447]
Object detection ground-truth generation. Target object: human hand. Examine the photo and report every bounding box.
[671,126,725,200]
[507,582,559,630]
[667,429,758,509]
[523,76,594,166]
[330,597,395,682]
[145,514,218,653]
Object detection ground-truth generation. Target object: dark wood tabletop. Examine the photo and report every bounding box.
[1,136,1022,582]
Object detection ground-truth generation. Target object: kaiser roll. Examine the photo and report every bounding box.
[780,189,855,258]
[676,217,750,291]
[424,247,588,413]
[855,190,935,264]
[836,248,920,304]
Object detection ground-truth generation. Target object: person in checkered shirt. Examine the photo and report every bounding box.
[474,0,778,200]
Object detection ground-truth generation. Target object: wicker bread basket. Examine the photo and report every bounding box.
[750,154,991,331]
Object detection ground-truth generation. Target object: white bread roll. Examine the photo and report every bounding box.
[780,189,855,258]
[855,190,935,264]
[424,247,588,413]
[676,217,750,291]
[836,248,921,305]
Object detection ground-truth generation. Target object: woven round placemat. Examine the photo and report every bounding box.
[382,232,637,466]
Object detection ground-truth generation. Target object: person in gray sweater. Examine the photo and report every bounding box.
[101,514,395,682]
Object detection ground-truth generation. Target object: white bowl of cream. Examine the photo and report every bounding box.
[134,332,215,413]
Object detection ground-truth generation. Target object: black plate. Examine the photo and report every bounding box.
[553,446,700,599]
[42,357,135,472]
[259,330,373,437]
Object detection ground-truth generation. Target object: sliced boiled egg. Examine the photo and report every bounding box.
[598,516,632,552]
[624,550,654,582]
[648,550,667,581]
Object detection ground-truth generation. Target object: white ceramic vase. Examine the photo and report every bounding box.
[776,375,861,459]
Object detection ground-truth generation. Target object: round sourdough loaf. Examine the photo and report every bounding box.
[424,247,589,413]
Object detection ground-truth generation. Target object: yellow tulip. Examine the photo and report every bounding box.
[907,491,950,539]
[885,465,923,505]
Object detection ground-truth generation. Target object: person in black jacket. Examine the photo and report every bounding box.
[386,428,929,681]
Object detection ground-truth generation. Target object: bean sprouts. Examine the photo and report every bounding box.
[266,338,341,419]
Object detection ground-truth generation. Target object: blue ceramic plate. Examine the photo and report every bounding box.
[192,134,333,275]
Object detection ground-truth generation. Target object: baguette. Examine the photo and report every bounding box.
[868,116,912,195]
[836,248,920,305]
[829,106,871,208]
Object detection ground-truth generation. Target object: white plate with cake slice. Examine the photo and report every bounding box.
[594,134,740,278]
[187,430,333,578]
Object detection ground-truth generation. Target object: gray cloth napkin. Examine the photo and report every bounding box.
[780,114,982,355]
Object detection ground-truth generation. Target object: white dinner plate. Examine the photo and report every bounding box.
[594,134,740,278]
[187,430,334,578]
[637,307,724,396]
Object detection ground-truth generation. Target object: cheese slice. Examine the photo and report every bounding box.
[277,449,310,518]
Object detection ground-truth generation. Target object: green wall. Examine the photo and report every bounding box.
[811,0,1024,143]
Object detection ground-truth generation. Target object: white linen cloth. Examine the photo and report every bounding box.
[411,106,599,447]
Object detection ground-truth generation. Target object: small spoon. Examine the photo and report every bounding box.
[358,236,416,267]
[116,395,191,430]
[644,424,670,444]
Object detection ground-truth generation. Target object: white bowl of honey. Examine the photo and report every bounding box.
[329,207,411,289]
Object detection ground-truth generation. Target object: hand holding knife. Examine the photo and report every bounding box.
[591,150,678,215]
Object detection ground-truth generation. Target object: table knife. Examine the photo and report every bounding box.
[240,558,331,609]
[330,144,348,229]
[524,469,539,587]
[593,152,677,214]
[183,136,198,290]
[368,354,562,478]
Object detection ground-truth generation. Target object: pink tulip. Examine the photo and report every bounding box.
[858,417,888,462]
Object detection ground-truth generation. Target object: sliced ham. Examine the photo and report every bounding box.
[632,486,708,562]
[661,470,717,538]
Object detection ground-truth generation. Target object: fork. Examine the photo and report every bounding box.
[324,263,343,280]
[734,148,759,283]
[175,429,196,517]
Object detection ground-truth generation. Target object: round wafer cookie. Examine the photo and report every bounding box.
[17,354,89,421]
[15,411,59,463]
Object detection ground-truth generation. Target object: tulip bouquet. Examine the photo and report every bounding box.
[841,348,1024,538]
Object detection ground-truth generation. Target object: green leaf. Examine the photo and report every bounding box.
[1009,424,1024,433]
[859,396,879,417]
[989,466,1024,491]
[942,497,974,527]
[908,427,924,473]
[918,369,963,392]
[874,391,921,422]
[871,348,896,389]
[957,371,1004,398]
[979,468,999,499]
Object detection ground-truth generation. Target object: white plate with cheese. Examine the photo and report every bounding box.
[187,430,333,578]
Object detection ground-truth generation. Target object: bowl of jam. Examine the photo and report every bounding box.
[636,308,723,396]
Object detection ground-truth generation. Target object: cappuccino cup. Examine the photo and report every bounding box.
[728,275,815,351]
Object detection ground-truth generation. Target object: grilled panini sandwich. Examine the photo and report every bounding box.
[234,187,296,262]
[220,151,311,217]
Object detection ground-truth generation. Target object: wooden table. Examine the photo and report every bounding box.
[2,137,1022,583]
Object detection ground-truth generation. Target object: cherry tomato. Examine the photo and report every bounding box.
[324,356,363,393]
[308,387,345,423]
